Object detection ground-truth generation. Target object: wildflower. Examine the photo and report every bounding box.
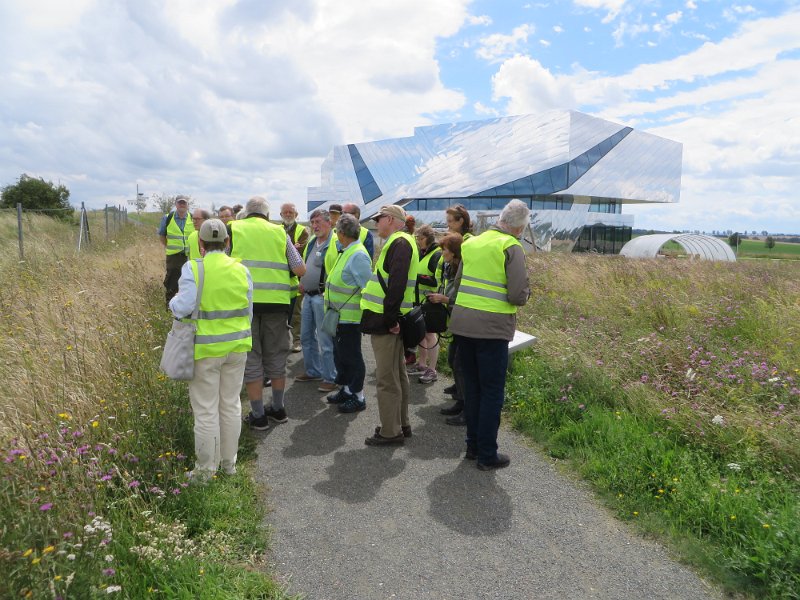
[730,515,736,520]
[22,548,33,557]
[67,554,76,561]
[128,480,140,489]
[31,557,41,564]
[106,586,122,594]
[711,415,724,426]
[685,368,696,381]
[54,575,62,581]
[633,511,639,516]
[103,568,116,576]
[92,421,99,428]
[43,546,55,554]
[63,532,73,539]
[40,503,54,511]
[763,523,770,529]
[727,463,742,471]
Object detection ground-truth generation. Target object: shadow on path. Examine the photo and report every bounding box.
[427,461,513,536]
[313,448,407,503]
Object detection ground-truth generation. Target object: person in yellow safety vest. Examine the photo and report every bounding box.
[360,204,419,446]
[410,224,442,384]
[445,203,474,240]
[323,213,373,414]
[449,199,531,471]
[328,203,342,229]
[186,208,211,260]
[295,209,338,392]
[158,195,194,307]
[169,219,253,481]
[281,202,310,354]
[229,196,306,431]
[342,202,375,259]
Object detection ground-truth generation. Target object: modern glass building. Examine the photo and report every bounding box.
[307,110,682,253]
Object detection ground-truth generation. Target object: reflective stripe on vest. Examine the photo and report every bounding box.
[165,212,194,255]
[189,253,252,359]
[230,218,291,305]
[287,223,307,298]
[360,231,419,315]
[455,229,521,315]
[188,231,201,260]
[325,241,370,324]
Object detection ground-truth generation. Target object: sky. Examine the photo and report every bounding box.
[1,0,799,234]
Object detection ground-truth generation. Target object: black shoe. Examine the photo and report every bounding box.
[374,425,412,438]
[338,397,366,413]
[263,378,271,388]
[243,412,269,431]
[264,406,288,423]
[446,414,466,426]
[477,453,511,471]
[443,384,457,395]
[326,388,350,404]
[440,402,463,416]
[364,433,405,446]
[464,448,477,460]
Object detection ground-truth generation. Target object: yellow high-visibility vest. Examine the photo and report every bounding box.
[360,231,419,315]
[165,212,194,256]
[325,241,370,324]
[230,219,291,305]
[454,229,521,314]
[189,253,252,360]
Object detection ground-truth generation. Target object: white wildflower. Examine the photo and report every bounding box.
[686,368,696,381]
[67,553,76,560]
[727,463,741,471]
[105,554,114,562]
[711,415,724,426]
[106,585,122,594]
[767,377,779,383]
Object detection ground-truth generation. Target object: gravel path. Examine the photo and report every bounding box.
[252,342,719,600]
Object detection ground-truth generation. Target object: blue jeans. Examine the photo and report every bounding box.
[300,294,336,382]
[455,335,509,464]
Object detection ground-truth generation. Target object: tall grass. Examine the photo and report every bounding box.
[511,253,800,598]
[0,214,286,598]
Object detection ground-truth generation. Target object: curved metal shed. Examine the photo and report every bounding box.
[620,234,736,261]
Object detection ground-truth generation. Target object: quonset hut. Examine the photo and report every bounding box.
[307,110,682,254]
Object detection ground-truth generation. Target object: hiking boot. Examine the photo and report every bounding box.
[326,388,351,404]
[443,383,457,395]
[338,397,366,413]
[374,425,412,438]
[364,432,405,446]
[263,378,271,388]
[440,402,463,416]
[291,344,302,353]
[295,373,322,382]
[477,453,511,471]
[264,406,288,424]
[318,381,338,393]
[446,414,466,426]
[243,412,269,431]
[464,447,478,460]
[419,368,438,384]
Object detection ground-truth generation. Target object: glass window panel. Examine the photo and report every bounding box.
[548,164,568,191]
[361,181,382,203]
[512,176,533,195]
[530,171,553,195]
[491,197,513,210]
[426,198,450,210]
[531,197,545,210]
[404,200,419,210]
[469,197,491,210]
[586,144,602,166]
[543,198,557,210]
[308,201,325,211]
[493,183,515,196]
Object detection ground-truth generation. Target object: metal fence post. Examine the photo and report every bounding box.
[17,203,23,260]
[105,204,109,239]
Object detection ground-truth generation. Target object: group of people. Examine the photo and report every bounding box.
[159,194,530,480]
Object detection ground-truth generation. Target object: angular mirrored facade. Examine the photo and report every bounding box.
[307,110,682,253]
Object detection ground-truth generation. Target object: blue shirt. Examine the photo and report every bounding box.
[338,240,373,289]
[169,253,254,320]
[158,211,188,236]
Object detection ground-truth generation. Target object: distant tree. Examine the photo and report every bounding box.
[761,230,768,236]
[765,236,776,251]
[1,174,73,219]
[728,232,741,247]
[152,194,177,214]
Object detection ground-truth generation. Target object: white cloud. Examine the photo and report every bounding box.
[476,24,534,63]
[553,25,564,33]
[686,0,697,9]
[0,0,471,210]
[467,14,492,26]
[540,39,551,47]
[473,101,500,117]
[666,11,682,24]
[490,10,800,232]
[573,0,627,23]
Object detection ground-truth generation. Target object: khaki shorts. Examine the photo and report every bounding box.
[244,312,291,382]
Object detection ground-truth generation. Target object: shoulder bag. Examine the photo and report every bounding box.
[160,260,204,380]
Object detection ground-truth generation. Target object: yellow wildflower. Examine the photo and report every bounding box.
[43,546,54,554]
[91,421,99,428]
[22,549,33,557]
[31,557,41,565]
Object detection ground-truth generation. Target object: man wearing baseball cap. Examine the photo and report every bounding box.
[169,218,253,480]
[360,205,419,446]
[158,195,194,308]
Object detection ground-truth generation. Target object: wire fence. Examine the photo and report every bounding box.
[0,202,130,259]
